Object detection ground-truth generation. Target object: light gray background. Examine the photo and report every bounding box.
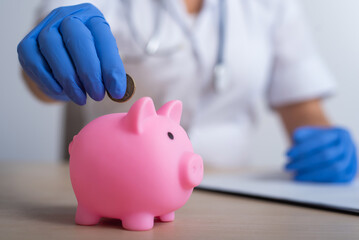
[1,0,358,166]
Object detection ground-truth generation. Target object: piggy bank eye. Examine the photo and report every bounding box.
[167,132,174,140]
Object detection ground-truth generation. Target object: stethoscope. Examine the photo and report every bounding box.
[121,0,228,92]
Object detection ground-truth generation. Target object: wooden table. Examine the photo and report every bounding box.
[1,162,358,240]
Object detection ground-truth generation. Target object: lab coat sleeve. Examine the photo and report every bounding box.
[266,0,336,108]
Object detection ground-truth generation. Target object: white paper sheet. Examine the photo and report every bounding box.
[198,170,359,214]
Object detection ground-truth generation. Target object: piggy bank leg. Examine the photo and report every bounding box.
[75,205,101,225]
[122,213,154,231]
[159,212,175,222]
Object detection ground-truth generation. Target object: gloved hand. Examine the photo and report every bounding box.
[17,3,126,105]
[285,126,357,183]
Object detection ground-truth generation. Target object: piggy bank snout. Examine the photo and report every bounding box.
[181,152,204,189]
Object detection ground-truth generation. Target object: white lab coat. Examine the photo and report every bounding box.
[38,0,335,168]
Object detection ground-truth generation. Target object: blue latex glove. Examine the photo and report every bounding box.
[17,3,126,105]
[285,126,357,183]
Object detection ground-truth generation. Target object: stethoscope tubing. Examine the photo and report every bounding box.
[121,0,226,68]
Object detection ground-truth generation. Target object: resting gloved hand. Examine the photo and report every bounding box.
[285,126,357,183]
[17,3,126,105]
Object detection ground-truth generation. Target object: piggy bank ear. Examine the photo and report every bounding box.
[157,100,182,124]
[124,97,157,134]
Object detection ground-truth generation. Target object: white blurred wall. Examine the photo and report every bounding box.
[0,0,358,164]
[0,0,64,162]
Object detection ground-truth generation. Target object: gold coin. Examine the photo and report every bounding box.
[107,74,136,103]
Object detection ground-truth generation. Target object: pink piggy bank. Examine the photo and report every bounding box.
[69,97,203,231]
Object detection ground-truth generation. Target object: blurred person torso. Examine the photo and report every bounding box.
[38,0,335,168]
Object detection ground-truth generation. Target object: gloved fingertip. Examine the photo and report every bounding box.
[107,70,126,99]
[88,81,105,101]
[66,86,87,106]
[92,92,105,102]
[51,93,70,102]
[74,97,87,106]
[115,78,127,99]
